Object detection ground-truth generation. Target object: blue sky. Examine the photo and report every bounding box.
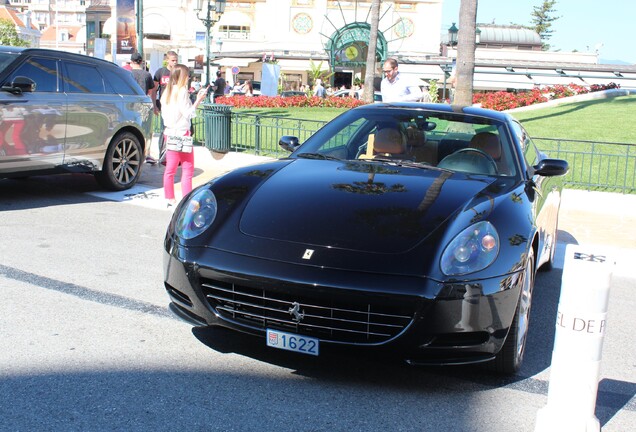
[441,0,636,64]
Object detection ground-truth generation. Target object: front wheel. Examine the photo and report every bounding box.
[486,248,535,375]
[95,131,143,191]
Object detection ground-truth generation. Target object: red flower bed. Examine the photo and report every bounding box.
[214,83,621,111]
[215,95,366,109]
[474,82,621,111]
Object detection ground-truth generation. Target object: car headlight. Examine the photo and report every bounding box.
[175,188,218,239]
[441,221,499,276]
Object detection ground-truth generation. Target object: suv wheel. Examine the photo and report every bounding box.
[95,132,143,191]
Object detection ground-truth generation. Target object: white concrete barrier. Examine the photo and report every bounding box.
[535,244,615,432]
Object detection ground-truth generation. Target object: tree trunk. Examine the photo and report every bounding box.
[454,0,478,106]
[362,0,381,103]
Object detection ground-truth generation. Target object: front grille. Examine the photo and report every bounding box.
[201,279,414,345]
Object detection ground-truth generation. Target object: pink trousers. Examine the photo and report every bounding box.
[163,149,195,200]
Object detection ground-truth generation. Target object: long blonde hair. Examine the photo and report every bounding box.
[161,64,190,105]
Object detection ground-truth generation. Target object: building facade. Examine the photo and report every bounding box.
[4,0,636,92]
[205,0,444,90]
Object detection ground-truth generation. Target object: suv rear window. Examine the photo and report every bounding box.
[101,67,143,96]
[63,61,106,93]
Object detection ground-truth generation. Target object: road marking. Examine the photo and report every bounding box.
[0,264,174,320]
[555,242,636,276]
[88,185,171,211]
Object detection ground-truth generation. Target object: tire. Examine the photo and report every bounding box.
[486,248,535,375]
[95,131,143,191]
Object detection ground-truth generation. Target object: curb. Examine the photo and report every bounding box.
[506,89,636,113]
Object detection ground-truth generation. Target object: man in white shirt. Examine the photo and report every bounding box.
[313,78,326,98]
[380,58,424,103]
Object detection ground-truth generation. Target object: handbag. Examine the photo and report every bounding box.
[165,134,193,153]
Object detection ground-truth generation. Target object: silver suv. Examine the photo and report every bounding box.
[0,47,153,190]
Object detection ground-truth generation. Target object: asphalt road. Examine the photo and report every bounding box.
[0,172,634,432]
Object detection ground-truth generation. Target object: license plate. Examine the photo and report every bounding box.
[266,329,319,356]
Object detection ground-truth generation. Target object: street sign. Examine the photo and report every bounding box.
[231,66,240,75]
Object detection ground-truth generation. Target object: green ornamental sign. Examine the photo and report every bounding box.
[325,22,387,67]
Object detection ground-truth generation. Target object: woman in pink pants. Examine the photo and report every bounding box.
[160,63,209,207]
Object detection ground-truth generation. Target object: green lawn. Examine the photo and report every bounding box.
[510,95,636,143]
[509,95,636,193]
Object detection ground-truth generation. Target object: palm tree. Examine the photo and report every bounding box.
[308,59,334,87]
[362,0,381,103]
[453,0,478,106]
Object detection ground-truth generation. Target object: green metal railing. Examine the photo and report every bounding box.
[154,110,322,156]
[153,112,636,193]
[533,137,636,193]
[152,114,206,144]
[229,113,326,156]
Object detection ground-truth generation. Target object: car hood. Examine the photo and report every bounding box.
[238,159,497,254]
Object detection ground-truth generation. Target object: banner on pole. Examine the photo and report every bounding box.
[116,0,136,55]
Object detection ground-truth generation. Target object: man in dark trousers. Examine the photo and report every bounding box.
[212,70,226,102]
[152,50,178,163]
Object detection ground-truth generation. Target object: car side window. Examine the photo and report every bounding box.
[320,117,367,155]
[100,67,142,95]
[62,61,106,93]
[6,57,59,92]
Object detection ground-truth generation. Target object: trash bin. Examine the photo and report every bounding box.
[202,103,232,153]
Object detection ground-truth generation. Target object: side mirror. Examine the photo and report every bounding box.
[533,158,569,177]
[1,76,36,94]
[279,135,300,153]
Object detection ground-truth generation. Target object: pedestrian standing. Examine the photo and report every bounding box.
[212,70,226,102]
[380,58,423,103]
[153,50,178,164]
[129,52,157,164]
[447,60,457,103]
[161,64,209,208]
[191,76,201,92]
[241,79,254,96]
[420,83,432,102]
[313,78,326,98]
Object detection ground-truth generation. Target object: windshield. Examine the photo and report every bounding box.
[293,107,517,177]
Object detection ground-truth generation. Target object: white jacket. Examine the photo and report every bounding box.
[161,88,197,136]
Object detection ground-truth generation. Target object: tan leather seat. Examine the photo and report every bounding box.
[405,127,436,164]
[470,131,507,174]
[470,132,501,159]
[373,127,406,157]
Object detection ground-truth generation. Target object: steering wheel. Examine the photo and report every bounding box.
[438,147,498,175]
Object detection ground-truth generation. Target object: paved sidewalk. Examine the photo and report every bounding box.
[140,144,272,193]
[556,189,636,277]
[559,189,636,250]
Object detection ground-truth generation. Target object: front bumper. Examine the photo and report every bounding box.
[164,242,522,365]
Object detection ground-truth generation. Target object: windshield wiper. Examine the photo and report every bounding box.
[362,158,433,169]
[296,153,341,161]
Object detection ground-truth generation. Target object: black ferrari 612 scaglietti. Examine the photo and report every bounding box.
[163,103,568,374]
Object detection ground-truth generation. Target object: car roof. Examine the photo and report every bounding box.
[0,45,120,68]
[0,46,25,55]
